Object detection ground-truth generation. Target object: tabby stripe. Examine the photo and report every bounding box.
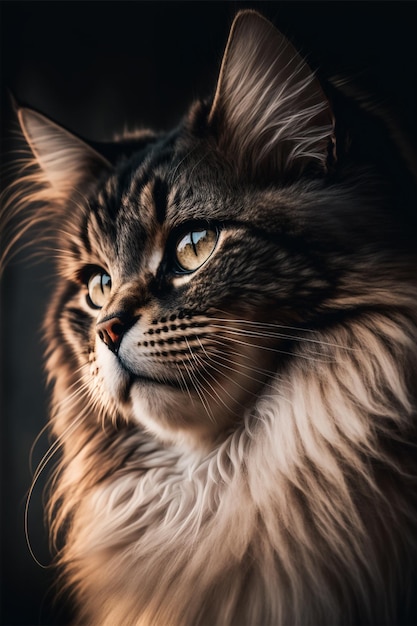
[65,307,93,334]
[152,177,169,224]
[80,212,92,254]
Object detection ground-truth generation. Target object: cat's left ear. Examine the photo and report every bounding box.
[17,106,111,203]
[209,11,335,179]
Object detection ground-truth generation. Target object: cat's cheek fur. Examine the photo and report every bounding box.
[95,339,131,403]
[95,333,223,444]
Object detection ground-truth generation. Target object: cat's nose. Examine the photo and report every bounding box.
[96,315,128,354]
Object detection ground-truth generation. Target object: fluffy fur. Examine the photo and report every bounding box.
[2,10,417,626]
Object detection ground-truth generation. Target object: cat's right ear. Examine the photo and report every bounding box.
[17,106,111,203]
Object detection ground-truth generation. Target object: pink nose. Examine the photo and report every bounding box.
[96,316,126,353]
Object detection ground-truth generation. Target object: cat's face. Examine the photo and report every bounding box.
[55,137,335,444]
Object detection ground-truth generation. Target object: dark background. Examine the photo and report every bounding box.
[1,2,416,625]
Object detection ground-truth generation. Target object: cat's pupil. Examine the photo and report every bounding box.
[87,271,112,309]
[175,228,218,272]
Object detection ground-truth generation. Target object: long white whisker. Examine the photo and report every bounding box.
[210,313,359,352]
[31,379,91,488]
[208,321,349,352]
[171,146,198,185]
[213,347,286,382]
[193,340,238,414]
[198,338,274,393]
[200,343,277,406]
[197,336,279,378]
[25,402,90,568]
[184,337,216,423]
[29,421,52,476]
[175,362,194,404]
[207,333,334,364]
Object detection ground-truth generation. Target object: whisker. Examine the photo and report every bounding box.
[25,402,90,568]
[29,422,52,476]
[212,310,319,333]
[186,152,209,180]
[170,146,198,185]
[208,320,354,352]
[207,333,335,364]
[198,339,273,392]
[31,379,91,487]
[198,338,278,379]
[184,337,216,423]
[25,368,91,562]
[175,362,195,404]
[193,341,239,415]
[195,338,285,417]
[210,312,363,353]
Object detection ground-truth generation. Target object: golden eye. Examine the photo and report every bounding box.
[87,271,112,309]
[175,228,218,272]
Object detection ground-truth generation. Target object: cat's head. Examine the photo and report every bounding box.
[7,11,415,447]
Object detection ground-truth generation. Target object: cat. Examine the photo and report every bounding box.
[3,9,417,626]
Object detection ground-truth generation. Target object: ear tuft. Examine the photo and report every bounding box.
[17,107,110,201]
[209,10,335,179]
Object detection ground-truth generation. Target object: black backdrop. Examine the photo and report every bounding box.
[1,2,416,625]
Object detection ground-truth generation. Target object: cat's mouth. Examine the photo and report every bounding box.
[130,372,182,390]
[115,371,185,407]
[119,361,183,399]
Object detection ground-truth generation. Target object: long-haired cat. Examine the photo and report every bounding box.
[3,10,417,626]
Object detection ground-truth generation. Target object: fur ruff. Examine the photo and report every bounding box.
[47,305,417,626]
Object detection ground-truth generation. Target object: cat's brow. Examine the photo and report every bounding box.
[152,177,169,224]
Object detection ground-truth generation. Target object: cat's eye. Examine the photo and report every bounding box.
[87,271,112,309]
[175,228,218,273]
